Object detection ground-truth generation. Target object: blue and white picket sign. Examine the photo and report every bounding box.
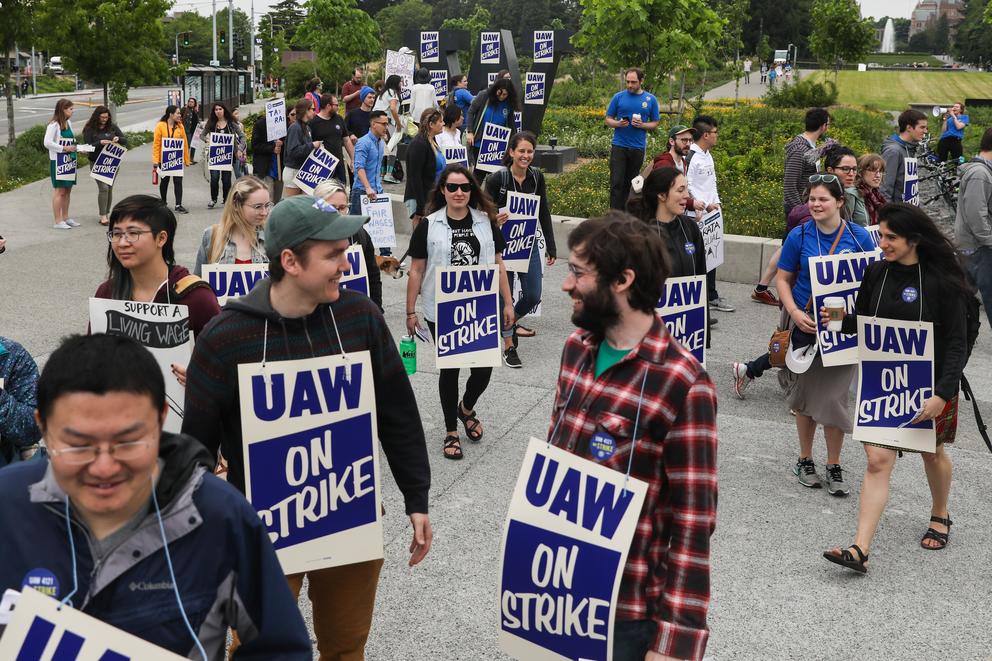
[854,317,936,453]
[360,193,397,249]
[201,263,270,306]
[533,30,554,63]
[501,191,540,273]
[514,111,523,132]
[498,438,647,661]
[699,209,725,272]
[476,123,513,173]
[265,98,288,141]
[207,132,235,172]
[0,587,186,660]
[656,275,708,366]
[340,245,370,297]
[481,31,501,64]
[160,137,185,177]
[420,31,440,63]
[88,141,126,186]
[809,251,882,366]
[434,265,502,369]
[431,69,448,101]
[488,72,499,87]
[866,224,881,250]
[903,157,920,206]
[89,299,192,434]
[443,145,469,168]
[524,73,546,106]
[55,137,76,182]
[238,352,383,573]
[293,146,342,195]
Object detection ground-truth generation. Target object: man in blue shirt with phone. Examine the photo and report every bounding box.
[605,68,660,209]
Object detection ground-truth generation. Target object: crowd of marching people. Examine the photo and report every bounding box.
[0,60,989,661]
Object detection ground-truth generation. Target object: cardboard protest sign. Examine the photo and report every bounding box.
[207,132,235,172]
[385,49,415,100]
[854,317,936,453]
[444,145,469,168]
[160,137,185,177]
[239,353,384,573]
[420,31,440,63]
[481,31,501,64]
[0,587,186,660]
[293,146,341,195]
[699,209,724,272]
[524,73,546,106]
[534,31,554,63]
[89,142,126,186]
[501,192,540,273]
[498,438,647,661]
[476,123,512,173]
[435,265,502,369]
[190,122,205,150]
[656,275,708,366]
[903,157,920,206]
[809,251,881,366]
[361,193,397,249]
[89,299,192,434]
[431,69,448,101]
[866,225,881,249]
[340,245,370,297]
[201,263,270,306]
[55,138,76,182]
[265,98,288,141]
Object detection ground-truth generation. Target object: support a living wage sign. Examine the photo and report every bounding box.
[476,123,512,173]
[0,587,186,660]
[656,275,707,366]
[89,142,127,186]
[854,317,936,453]
[809,251,881,366]
[201,263,270,305]
[239,353,384,574]
[294,146,341,195]
[435,265,501,369]
[498,439,647,661]
[501,191,540,272]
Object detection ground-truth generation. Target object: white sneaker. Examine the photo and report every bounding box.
[53,221,72,229]
[731,362,752,399]
[64,218,80,227]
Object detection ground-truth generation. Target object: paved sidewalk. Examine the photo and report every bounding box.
[705,70,811,101]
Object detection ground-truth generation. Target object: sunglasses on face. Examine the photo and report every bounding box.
[445,182,473,193]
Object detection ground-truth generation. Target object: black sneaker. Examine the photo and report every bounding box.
[503,347,523,368]
[207,200,217,209]
[174,205,189,214]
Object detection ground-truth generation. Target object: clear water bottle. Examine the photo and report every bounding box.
[400,335,416,375]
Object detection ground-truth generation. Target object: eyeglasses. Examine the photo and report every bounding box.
[48,439,150,466]
[247,202,274,211]
[445,182,473,193]
[372,120,389,127]
[809,174,840,184]
[832,166,857,174]
[566,263,594,279]
[108,229,154,244]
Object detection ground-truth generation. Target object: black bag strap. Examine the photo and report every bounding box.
[960,374,992,453]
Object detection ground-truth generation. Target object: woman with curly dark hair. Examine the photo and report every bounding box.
[82,105,129,226]
[466,78,519,166]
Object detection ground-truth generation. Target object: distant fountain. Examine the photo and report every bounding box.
[881,18,896,53]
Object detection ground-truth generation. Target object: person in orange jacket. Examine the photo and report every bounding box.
[152,105,192,214]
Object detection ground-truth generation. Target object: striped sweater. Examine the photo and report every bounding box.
[783,134,819,213]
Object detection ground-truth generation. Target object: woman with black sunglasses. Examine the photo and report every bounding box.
[405,164,514,460]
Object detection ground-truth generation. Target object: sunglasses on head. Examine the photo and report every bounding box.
[445,182,473,193]
[809,173,840,185]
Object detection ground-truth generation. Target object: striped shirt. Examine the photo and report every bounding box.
[547,316,718,660]
[783,134,818,212]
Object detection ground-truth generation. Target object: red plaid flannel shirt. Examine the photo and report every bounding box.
[547,316,718,660]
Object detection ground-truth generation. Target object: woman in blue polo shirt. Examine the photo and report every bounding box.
[937,102,968,164]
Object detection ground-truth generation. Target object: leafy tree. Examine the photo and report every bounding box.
[441,4,493,72]
[932,13,950,54]
[37,0,171,107]
[742,0,813,60]
[377,0,432,49]
[713,0,749,105]
[485,0,551,54]
[0,0,35,144]
[955,0,992,65]
[808,0,876,75]
[258,14,290,86]
[430,0,474,28]
[908,30,932,53]
[270,0,307,45]
[296,0,380,87]
[756,34,772,63]
[163,9,252,67]
[358,0,397,17]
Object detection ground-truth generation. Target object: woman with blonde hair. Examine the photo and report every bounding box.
[43,98,79,229]
[193,175,271,276]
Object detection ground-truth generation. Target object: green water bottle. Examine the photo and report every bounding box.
[400,335,417,375]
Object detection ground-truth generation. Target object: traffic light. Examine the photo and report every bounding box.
[235,33,243,49]
[219,30,226,45]
[182,32,190,47]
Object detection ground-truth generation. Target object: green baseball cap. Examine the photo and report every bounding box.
[668,124,693,140]
[265,196,368,260]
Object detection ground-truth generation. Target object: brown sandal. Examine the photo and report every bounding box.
[457,401,483,442]
[442,434,463,460]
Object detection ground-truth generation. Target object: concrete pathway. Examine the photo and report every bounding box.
[705,70,812,101]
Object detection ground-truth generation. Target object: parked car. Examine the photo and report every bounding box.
[49,56,63,74]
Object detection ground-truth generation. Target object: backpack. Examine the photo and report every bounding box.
[959,295,990,451]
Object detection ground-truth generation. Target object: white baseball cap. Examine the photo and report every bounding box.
[785,329,819,374]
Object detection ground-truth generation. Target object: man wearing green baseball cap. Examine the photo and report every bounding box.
[648,125,705,212]
[183,195,433,658]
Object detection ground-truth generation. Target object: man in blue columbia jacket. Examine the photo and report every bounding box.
[0,333,310,659]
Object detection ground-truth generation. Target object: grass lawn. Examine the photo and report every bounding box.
[863,53,944,66]
[807,70,992,109]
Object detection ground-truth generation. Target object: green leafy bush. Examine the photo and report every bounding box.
[763,78,839,108]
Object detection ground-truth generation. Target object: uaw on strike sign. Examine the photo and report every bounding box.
[434,265,502,369]
[498,439,646,661]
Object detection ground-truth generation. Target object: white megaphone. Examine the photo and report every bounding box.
[932,105,949,117]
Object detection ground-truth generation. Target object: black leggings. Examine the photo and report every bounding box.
[159,175,183,205]
[210,170,232,203]
[427,321,494,432]
[937,136,963,163]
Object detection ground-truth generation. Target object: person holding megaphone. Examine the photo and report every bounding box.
[936,102,968,164]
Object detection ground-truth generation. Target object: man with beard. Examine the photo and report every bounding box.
[548,212,718,661]
[650,125,706,213]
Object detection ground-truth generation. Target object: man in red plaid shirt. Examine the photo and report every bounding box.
[548,212,718,661]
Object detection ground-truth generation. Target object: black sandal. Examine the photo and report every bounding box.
[457,401,484,442]
[921,515,952,550]
[823,544,869,573]
[442,434,463,460]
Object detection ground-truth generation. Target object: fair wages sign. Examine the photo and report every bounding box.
[0,587,186,660]
[293,147,341,195]
[361,193,397,249]
[339,245,370,297]
[160,137,184,176]
[207,133,235,172]
[656,275,707,366]
[435,265,502,369]
[89,299,192,435]
[501,192,540,273]
[89,142,127,186]
[265,98,288,141]
[809,252,881,366]
[476,123,512,173]
[498,439,646,661]
[201,263,270,305]
[854,317,936,453]
[239,353,384,574]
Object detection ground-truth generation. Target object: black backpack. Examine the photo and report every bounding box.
[959,295,989,451]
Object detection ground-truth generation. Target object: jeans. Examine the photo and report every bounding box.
[427,321,493,431]
[966,246,992,329]
[210,169,232,203]
[746,352,773,379]
[609,145,645,210]
[507,245,544,320]
[158,175,183,206]
[352,187,390,255]
[96,180,113,216]
[612,619,658,661]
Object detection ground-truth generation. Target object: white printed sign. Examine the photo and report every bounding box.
[443,145,469,168]
[481,31,501,65]
[524,72,546,106]
[385,49,415,98]
[501,192,540,272]
[533,31,554,63]
[266,98,288,141]
[809,251,882,366]
[903,157,920,206]
[160,137,185,177]
[361,193,397,249]
[55,137,76,181]
[293,146,342,195]
[431,69,449,101]
[89,142,127,186]
[340,245,370,297]
[420,31,440,63]
[239,353,384,574]
[207,132,235,172]
[435,265,502,369]
[475,123,512,173]
[699,209,724,272]
[656,275,708,366]
[202,263,270,306]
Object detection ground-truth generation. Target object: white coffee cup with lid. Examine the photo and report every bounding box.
[824,296,846,331]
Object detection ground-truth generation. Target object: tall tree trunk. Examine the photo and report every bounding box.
[734,48,740,108]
